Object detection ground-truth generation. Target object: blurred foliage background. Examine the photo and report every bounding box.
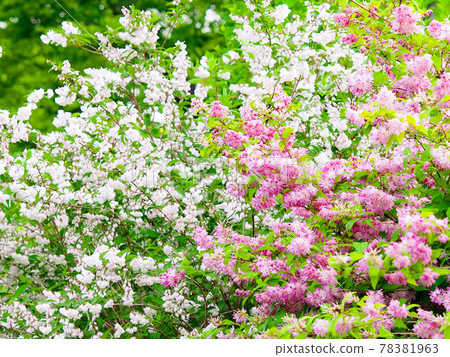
[0,0,448,132]
[0,0,227,132]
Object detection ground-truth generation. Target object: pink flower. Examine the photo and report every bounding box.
[342,33,358,45]
[227,182,246,198]
[438,234,449,243]
[260,177,283,197]
[407,241,432,265]
[235,289,251,297]
[430,287,450,311]
[386,118,408,136]
[243,119,264,137]
[348,70,373,97]
[430,146,450,171]
[312,319,330,337]
[413,320,441,339]
[193,226,213,250]
[273,91,292,110]
[254,257,288,278]
[406,54,433,76]
[395,74,431,97]
[375,87,397,108]
[225,130,248,149]
[160,268,185,287]
[369,126,390,145]
[434,72,450,108]
[387,299,409,318]
[286,237,311,256]
[335,317,354,335]
[282,184,317,209]
[418,268,439,288]
[358,186,395,216]
[333,13,350,27]
[191,98,205,114]
[233,309,248,323]
[385,270,407,285]
[209,100,227,119]
[345,107,365,126]
[391,5,421,36]
[240,106,258,121]
[393,255,411,269]
[428,20,443,38]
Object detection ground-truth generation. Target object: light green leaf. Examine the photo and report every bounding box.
[281,127,294,139]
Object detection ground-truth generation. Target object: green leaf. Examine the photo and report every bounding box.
[200,147,212,158]
[406,115,416,126]
[369,267,380,289]
[373,72,389,86]
[142,229,161,238]
[338,0,348,10]
[438,94,450,105]
[353,241,369,253]
[341,293,356,312]
[432,267,450,275]
[10,283,30,299]
[384,134,396,152]
[346,218,359,230]
[208,119,220,128]
[407,277,418,286]
[378,327,394,338]
[238,261,252,273]
[444,325,450,339]
[432,56,442,73]
[394,318,408,329]
[349,252,364,261]
[281,127,294,139]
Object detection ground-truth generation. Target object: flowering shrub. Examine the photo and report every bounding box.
[0,0,449,339]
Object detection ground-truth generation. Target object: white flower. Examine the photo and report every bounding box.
[41,30,67,47]
[76,269,95,285]
[104,300,114,309]
[205,9,221,23]
[83,253,102,269]
[271,4,291,24]
[59,308,81,320]
[11,254,29,266]
[161,203,179,220]
[36,303,51,314]
[89,304,102,315]
[217,72,231,80]
[335,132,352,150]
[114,323,125,338]
[311,30,336,45]
[54,86,75,106]
[39,326,52,335]
[104,248,126,267]
[54,214,69,228]
[130,312,148,325]
[130,256,155,273]
[27,89,45,103]
[61,21,80,35]
[97,185,115,204]
[144,307,157,317]
[194,67,210,78]
[97,280,109,289]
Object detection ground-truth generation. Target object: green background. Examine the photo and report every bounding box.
[0,0,448,131]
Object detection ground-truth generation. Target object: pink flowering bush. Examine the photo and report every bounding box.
[0,0,449,340]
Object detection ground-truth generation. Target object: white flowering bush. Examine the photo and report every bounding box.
[0,0,450,339]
